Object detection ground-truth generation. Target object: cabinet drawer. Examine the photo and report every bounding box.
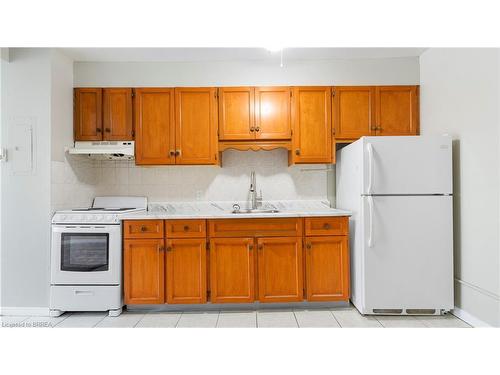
[304,217,348,236]
[209,218,302,238]
[123,220,164,239]
[165,220,207,238]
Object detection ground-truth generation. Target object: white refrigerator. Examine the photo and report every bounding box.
[336,136,454,315]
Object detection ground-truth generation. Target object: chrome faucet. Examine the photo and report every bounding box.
[249,171,263,210]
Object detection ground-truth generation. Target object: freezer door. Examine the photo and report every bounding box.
[361,195,454,312]
[362,136,452,195]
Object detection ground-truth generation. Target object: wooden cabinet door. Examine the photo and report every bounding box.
[103,88,133,140]
[257,237,303,302]
[174,88,218,165]
[74,88,102,141]
[166,238,207,304]
[218,87,255,140]
[333,86,375,140]
[305,236,349,301]
[210,238,255,303]
[375,86,419,136]
[134,88,175,165]
[292,87,332,163]
[254,87,291,140]
[124,239,165,304]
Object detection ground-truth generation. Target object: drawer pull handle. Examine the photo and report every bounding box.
[323,223,331,230]
[183,225,189,231]
[74,290,94,296]
[140,226,147,232]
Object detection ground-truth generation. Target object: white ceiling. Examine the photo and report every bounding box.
[62,48,427,63]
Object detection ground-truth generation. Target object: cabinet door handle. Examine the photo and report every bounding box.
[258,244,263,251]
[248,244,253,251]
[96,128,102,133]
[175,150,181,156]
[166,246,172,252]
[255,126,260,132]
[306,243,312,250]
[169,150,175,157]
[249,126,255,132]
[105,128,111,133]
[295,149,300,156]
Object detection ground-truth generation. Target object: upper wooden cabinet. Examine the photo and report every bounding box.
[292,86,332,163]
[218,87,255,140]
[174,88,218,165]
[103,88,133,140]
[333,86,375,140]
[134,88,176,165]
[254,87,291,140]
[375,86,419,136]
[74,88,133,141]
[74,88,102,141]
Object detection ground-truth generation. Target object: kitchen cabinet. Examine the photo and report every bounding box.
[103,88,133,140]
[292,86,332,163]
[375,86,419,136]
[166,238,207,304]
[74,88,133,141]
[74,88,102,141]
[218,87,255,140]
[123,238,165,304]
[305,236,349,301]
[124,217,350,306]
[209,237,255,303]
[134,88,175,165]
[257,237,304,302]
[333,86,375,140]
[174,87,218,165]
[254,87,291,140]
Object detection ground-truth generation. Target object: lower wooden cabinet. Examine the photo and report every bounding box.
[166,238,207,304]
[124,239,165,304]
[210,238,255,303]
[257,237,304,302]
[123,218,350,305]
[305,236,349,301]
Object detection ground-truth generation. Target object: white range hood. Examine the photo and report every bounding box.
[68,141,135,160]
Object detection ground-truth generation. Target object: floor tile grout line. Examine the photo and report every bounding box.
[292,311,300,328]
[52,312,72,328]
[93,314,108,328]
[215,311,221,328]
[132,314,146,328]
[174,312,183,328]
[329,310,343,328]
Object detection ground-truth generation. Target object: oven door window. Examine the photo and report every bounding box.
[61,233,109,272]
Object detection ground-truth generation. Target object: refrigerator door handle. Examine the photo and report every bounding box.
[366,143,374,194]
[367,196,374,248]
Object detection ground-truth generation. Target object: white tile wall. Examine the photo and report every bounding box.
[52,149,331,209]
[51,154,99,213]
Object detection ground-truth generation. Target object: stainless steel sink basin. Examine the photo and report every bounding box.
[231,209,280,214]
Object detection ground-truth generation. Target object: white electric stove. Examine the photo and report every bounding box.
[50,196,147,317]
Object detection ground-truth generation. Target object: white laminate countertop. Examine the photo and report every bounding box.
[120,200,351,220]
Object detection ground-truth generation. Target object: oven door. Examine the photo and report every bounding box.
[51,224,121,285]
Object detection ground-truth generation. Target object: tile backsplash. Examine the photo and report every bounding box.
[52,149,332,211]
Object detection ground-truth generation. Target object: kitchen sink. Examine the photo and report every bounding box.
[231,208,280,214]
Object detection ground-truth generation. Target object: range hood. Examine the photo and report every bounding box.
[68,141,135,160]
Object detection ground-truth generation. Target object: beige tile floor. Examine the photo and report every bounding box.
[0,305,471,328]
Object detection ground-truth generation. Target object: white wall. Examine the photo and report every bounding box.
[1,48,52,312]
[74,57,419,87]
[420,48,500,327]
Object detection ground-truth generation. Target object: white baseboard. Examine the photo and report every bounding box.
[0,307,50,316]
[452,306,491,327]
